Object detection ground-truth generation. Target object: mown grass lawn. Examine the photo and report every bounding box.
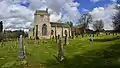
[0,33,120,68]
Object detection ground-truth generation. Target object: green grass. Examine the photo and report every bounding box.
[0,34,120,68]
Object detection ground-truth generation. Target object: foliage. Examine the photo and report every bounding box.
[66,21,73,27]
[93,20,104,32]
[78,13,92,29]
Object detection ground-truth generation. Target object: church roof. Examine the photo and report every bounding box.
[50,22,70,28]
[34,10,49,15]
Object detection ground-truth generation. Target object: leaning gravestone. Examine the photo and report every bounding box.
[19,35,25,59]
[58,37,64,62]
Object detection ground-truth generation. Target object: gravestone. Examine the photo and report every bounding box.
[96,33,99,36]
[42,36,46,43]
[19,35,25,59]
[64,34,69,45]
[58,37,64,61]
[106,33,108,35]
[113,33,114,36]
[57,35,60,43]
[55,36,57,43]
[52,36,54,41]
[93,34,94,37]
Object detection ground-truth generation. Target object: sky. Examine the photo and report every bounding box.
[0,0,118,31]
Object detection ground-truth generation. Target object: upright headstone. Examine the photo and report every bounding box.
[24,45,26,56]
[93,34,94,37]
[57,35,60,43]
[19,35,25,59]
[113,33,114,36]
[58,37,64,61]
[96,33,99,36]
[64,34,68,45]
[55,36,57,43]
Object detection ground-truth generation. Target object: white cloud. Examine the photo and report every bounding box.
[82,8,89,12]
[0,0,80,31]
[110,0,117,2]
[89,4,117,30]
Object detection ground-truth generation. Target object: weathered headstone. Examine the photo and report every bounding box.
[64,34,69,45]
[113,33,114,36]
[58,37,64,61]
[24,45,26,56]
[52,36,54,41]
[93,34,94,37]
[96,33,99,36]
[19,35,25,59]
[106,33,108,35]
[57,35,60,43]
[42,36,46,43]
[55,36,57,43]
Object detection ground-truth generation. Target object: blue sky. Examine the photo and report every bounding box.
[74,0,115,14]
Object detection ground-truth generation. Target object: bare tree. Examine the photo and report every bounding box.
[93,20,104,32]
[112,0,120,32]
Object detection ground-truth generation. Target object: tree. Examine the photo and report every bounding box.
[93,20,104,32]
[112,0,120,32]
[78,13,92,29]
[66,21,73,28]
[77,13,92,34]
[0,21,3,33]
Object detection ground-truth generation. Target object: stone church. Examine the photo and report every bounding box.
[29,9,71,39]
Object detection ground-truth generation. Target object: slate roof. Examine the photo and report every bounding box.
[50,22,70,28]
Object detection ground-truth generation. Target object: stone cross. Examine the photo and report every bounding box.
[19,35,25,59]
[58,37,64,61]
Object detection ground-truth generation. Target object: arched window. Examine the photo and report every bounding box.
[51,30,54,35]
[42,24,47,36]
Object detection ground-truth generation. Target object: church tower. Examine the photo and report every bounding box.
[34,8,51,39]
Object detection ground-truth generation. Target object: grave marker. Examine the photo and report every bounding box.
[19,35,25,59]
[58,37,64,61]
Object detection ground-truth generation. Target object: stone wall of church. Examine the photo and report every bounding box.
[34,14,51,39]
[51,27,71,38]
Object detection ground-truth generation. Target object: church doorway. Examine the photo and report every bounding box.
[42,24,47,36]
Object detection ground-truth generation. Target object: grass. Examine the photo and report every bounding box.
[0,33,120,68]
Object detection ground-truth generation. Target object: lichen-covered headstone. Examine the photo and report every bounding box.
[19,35,25,59]
[58,37,64,61]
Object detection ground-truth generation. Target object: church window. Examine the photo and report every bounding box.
[42,24,47,36]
